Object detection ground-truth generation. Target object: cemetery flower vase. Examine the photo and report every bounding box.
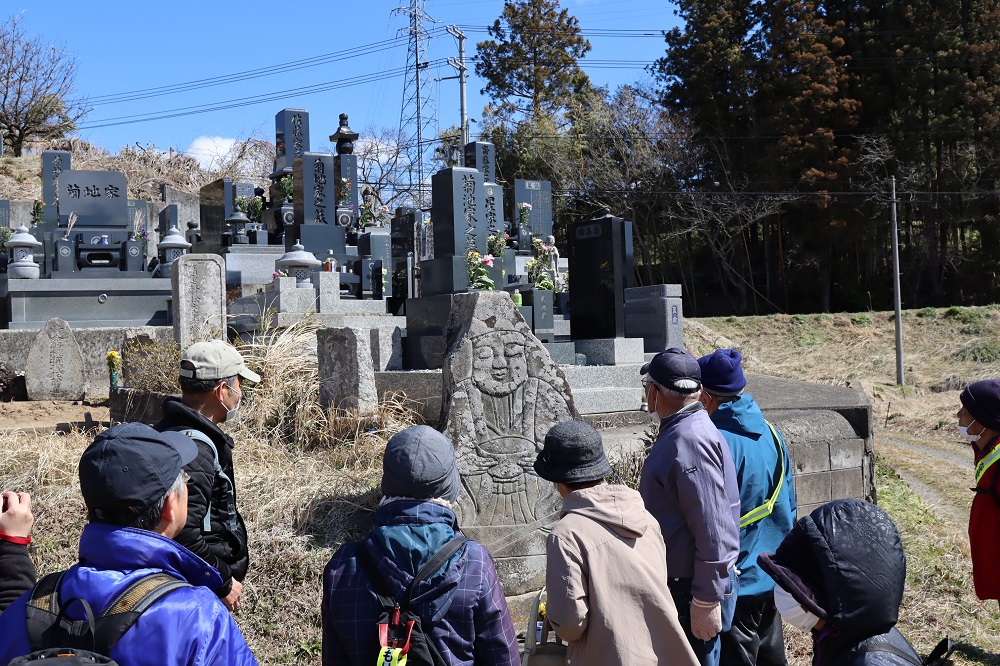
[109,372,119,388]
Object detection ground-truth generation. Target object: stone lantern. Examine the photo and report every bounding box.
[275,244,321,285]
[155,226,192,277]
[6,226,42,279]
[226,209,251,245]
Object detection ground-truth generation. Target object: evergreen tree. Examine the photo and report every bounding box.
[475,0,592,117]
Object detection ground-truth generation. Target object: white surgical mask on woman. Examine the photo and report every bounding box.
[774,583,820,631]
[959,422,982,443]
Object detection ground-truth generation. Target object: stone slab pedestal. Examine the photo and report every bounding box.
[2,277,172,330]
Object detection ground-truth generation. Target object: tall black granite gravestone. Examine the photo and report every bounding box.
[390,207,418,302]
[483,182,505,237]
[567,213,635,340]
[464,141,496,184]
[195,178,233,255]
[270,108,310,178]
[290,152,344,253]
[419,167,487,297]
[513,179,554,241]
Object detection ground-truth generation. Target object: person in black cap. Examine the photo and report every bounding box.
[322,425,519,666]
[0,423,258,665]
[534,420,699,666]
[697,349,797,666]
[757,499,920,665]
[957,379,1000,604]
[154,339,260,613]
[638,348,741,666]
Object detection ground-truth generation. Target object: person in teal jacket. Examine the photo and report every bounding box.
[698,349,797,666]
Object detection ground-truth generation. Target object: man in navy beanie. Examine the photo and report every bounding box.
[697,349,797,666]
[957,379,1000,604]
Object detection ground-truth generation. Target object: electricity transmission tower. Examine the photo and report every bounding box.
[394,0,437,208]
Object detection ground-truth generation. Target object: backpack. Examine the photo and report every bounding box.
[170,428,239,534]
[354,535,470,666]
[8,570,190,665]
[855,634,954,666]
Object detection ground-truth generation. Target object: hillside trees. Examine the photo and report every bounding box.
[0,15,89,156]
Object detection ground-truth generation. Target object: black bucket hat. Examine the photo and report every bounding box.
[534,420,613,484]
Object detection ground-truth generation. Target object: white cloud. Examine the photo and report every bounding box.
[186,136,238,170]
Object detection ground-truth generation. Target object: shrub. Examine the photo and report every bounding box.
[953,341,1000,363]
[916,307,938,319]
[943,306,987,325]
[851,314,873,326]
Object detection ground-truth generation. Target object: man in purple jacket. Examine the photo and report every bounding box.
[639,348,742,666]
[322,425,520,666]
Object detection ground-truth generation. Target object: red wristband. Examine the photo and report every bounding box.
[0,531,31,546]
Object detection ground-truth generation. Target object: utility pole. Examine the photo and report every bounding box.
[447,26,469,145]
[890,176,905,385]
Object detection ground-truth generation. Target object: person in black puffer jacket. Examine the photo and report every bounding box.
[154,340,257,613]
[0,491,35,613]
[758,499,922,666]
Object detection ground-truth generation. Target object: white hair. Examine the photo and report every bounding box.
[656,385,702,401]
[380,496,454,510]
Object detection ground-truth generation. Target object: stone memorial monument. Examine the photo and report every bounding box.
[25,318,87,401]
[439,290,579,594]
[171,254,226,347]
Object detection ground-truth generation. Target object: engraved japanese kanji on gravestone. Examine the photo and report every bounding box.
[439,290,579,594]
[25,318,87,401]
[171,254,226,347]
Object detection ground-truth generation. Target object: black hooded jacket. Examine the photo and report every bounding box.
[154,396,249,597]
[761,499,922,666]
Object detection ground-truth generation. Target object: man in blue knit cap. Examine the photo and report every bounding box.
[697,349,797,666]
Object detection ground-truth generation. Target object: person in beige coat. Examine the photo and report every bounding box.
[534,420,700,666]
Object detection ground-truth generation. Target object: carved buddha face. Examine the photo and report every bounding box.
[472,332,528,397]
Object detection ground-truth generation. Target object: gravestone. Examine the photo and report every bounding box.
[568,213,634,340]
[419,167,487,297]
[25,318,87,401]
[196,178,233,254]
[0,200,9,229]
[513,179,553,240]
[290,154,346,254]
[317,327,377,415]
[624,284,685,352]
[483,183,505,237]
[57,170,129,227]
[41,151,70,223]
[161,185,200,231]
[233,182,255,205]
[271,108,310,177]
[158,204,180,236]
[171,254,226,347]
[439,290,580,594]
[464,141,495,184]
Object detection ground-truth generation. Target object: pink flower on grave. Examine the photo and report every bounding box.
[272,271,281,278]
[483,254,495,268]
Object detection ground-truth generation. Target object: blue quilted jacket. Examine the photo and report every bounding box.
[0,523,258,665]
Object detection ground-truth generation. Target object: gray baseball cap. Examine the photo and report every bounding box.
[381,425,461,502]
[179,340,261,383]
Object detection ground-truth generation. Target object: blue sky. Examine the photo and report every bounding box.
[9,0,677,165]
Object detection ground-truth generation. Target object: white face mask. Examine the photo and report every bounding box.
[959,422,982,443]
[223,384,242,422]
[774,583,820,631]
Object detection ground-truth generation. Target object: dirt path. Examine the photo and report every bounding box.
[876,432,973,530]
